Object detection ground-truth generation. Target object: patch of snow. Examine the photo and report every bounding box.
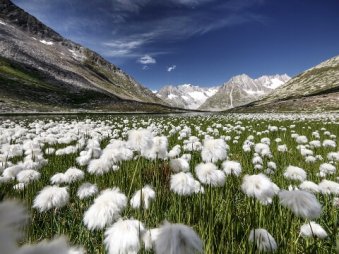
[265,78,284,89]
[187,91,208,101]
[152,90,158,94]
[181,95,189,101]
[168,94,178,99]
[205,88,218,97]
[68,49,87,61]
[0,20,7,26]
[244,89,266,96]
[40,40,54,45]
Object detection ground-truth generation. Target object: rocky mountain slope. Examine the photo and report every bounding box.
[228,55,339,112]
[156,84,218,109]
[199,74,290,111]
[0,0,171,112]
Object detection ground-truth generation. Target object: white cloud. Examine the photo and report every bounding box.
[142,65,149,70]
[167,65,176,72]
[103,39,145,57]
[138,54,156,64]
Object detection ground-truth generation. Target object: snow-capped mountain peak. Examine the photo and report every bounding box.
[156,84,219,109]
[156,74,290,110]
[199,74,291,111]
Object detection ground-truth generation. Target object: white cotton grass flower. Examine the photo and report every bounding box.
[169,158,190,173]
[33,186,69,212]
[0,200,28,254]
[327,152,339,161]
[77,182,98,200]
[300,222,328,239]
[181,154,191,162]
[222,161,242,176]
[283,166,307,181]
[260,137,271,145]
[319,163,336,177]
[154,221,203,254]
[252,156,263,165]
[333,197,339,207]
[76,150,93,166]
[243,144,252,152]
[50,173,66,185]
[195,162,225,187]
[296,135,308,144]
[2,164,23,179]
[278,190,321,219]
[170,172,203,196]
[323,139,336,148]
[64,167,84,183]
[87,158,114,175]
[248,228,277,252]
[241,174,279,205]
[55,146,78,156]
[254,164,263,170]
[83,188,127,230]
[168,145,181,158]
[104,219,147,254]
[305,156,317,163]
[275,138,282,143]
[300,148,313,157]
[145,136,168,159]
[299,181,319,193]
[267,161,277,170]
[68,246,86,254]
[143,228,161,249]
[309,140,321,148]
[127,129,154,154]
[201,138,227,163]
[130,185,156,209]
[16,237,70,254]
[318,179,339,195]
[277,144,288,152]
[254,143,271,157]
[16,169,41,184]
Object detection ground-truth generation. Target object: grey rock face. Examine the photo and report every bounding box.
[199,74,290,111]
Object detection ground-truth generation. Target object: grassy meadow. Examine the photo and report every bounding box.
[1,113,339,253]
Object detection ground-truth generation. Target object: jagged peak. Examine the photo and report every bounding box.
[0,0,64,41]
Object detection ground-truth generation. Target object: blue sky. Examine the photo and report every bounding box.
[13,0,339,90]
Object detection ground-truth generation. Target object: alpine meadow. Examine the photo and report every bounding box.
[1,113,339,253]
[1,0,339,253]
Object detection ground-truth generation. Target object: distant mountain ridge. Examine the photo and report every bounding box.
[229,55,339,112]
[156,84,219,109]
[0,0,171,112]
[199,74,290,111]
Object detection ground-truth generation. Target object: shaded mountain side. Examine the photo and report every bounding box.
[226,90,339,113]
[227,55,339,112]
[257,55,339,103]
[0,57,180,113]
[0,0,168,113]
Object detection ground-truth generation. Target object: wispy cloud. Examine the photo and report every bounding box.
[138,55,156,64]
[167,65,177,72]
[12,0,267,60]
[103,39,146,57]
